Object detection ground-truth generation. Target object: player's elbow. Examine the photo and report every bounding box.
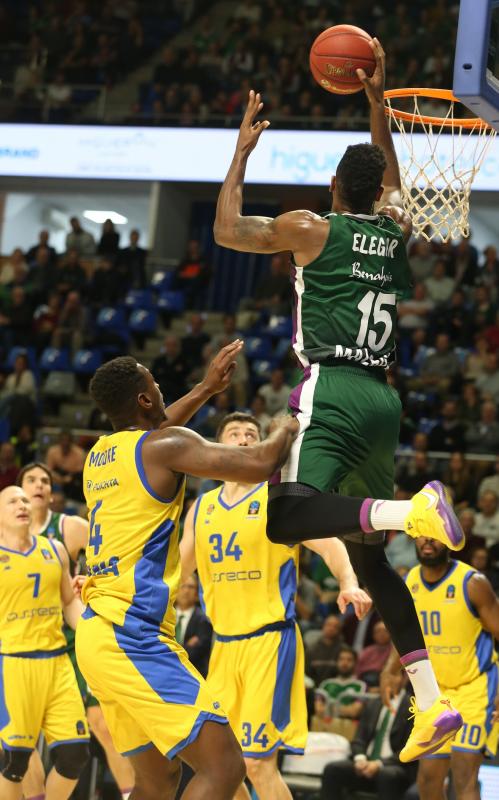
[213,222,232,248]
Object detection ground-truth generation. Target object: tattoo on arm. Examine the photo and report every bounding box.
[233,216,275,249]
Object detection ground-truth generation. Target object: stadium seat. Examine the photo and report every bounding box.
[263,315,293,338]
[274,337,291,361]
[96,307,127,330]
[150,270,175,293]
[6,346,37,371]
[42,371,76,399]
[129,309,158,334]
[39,348,71,372]
[251,359,276,383]
[72,349,102,374]
[157,291,185,313]
[124,289,155,310]
[245,336,272,360]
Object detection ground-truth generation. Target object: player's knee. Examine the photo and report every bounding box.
[135,760,181,800]
[244,754,276,785]
[417,767,441,795]
[1,749,31,782]
[52,742,89,780]
[452,764,480,796]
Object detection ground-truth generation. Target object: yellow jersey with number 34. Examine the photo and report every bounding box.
[0,535,66,654]
[82,429,185,639]
[406,559,497,689]
[194,482,299,637]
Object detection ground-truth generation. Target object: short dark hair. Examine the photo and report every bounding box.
[89,356,147,421]
[216,412,262,442]
[17,462,53,490]
[336,143,387,214]
[338,644,357,662]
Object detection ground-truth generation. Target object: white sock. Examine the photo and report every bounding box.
[368,499,412,531]
[122,792,132,800]
[402,656,440,711]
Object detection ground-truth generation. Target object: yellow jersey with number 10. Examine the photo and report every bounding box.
[82,429,185,639]
[0,535,66,654]
[194,482,299,637]
[407,559,497,689]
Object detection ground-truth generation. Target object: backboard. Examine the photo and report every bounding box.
[453,0,499,129]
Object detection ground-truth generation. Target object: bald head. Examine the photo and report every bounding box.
[0,485,31,533]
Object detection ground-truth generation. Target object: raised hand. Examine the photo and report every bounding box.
[356,37,385,106]
[236,90,270,156]
[201,339,244,395]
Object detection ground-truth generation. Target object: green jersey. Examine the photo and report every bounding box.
[39,510,75,651]
[292,212,412,369]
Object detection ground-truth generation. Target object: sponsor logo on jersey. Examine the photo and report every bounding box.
[213,701,221,710]
[411,583,419,593]
[76,720,86,735]
[6,607,61,621]
[206,504,215,515]
[86,477,119,492]
[41,548,53,560]
[0,554,9,563]
[350,261,394,286]
[212,570,262,583]
[446,584,456,600]
[247,500,260,516]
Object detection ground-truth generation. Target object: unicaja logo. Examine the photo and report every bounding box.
[326,60,356,78]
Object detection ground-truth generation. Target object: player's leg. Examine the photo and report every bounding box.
[45,743,89,800]
[417,757,450,800]
[127,746,181,800]
[450,751,483,800]
[0,749,32,800]
[244,753,292,800]
[21,748,46,799]
[87,703,134,797]
[179,720,245,800]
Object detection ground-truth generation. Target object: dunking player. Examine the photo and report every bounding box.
[382,538,499,800]
[214,38,464,760]
[75,345,299,800]
[18,462,135,800]
[0,486,89,799]
[181,411,371,800]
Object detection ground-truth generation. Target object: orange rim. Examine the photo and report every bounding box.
[384,88,491,129]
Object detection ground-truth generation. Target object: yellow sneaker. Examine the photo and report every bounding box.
[399,695,463,762]
[404,481,465,551]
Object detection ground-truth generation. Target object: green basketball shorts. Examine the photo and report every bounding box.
[274,363,402,500]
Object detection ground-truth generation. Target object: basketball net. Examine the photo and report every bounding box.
[384,89,496,242]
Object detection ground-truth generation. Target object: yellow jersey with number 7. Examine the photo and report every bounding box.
[82,429,185,639]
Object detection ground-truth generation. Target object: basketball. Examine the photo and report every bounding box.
[309,24,375,94]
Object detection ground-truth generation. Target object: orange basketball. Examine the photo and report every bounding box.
[309,24,375,95]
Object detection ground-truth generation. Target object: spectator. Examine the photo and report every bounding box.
[424,260,454,306]
[396,451,433,496]
[211,313,248,407]
[55,249,88,296]
[385,532,418,571]
[0,248,28,286]
[427,399,466,453]
[478,245,499,297]
[175,574,212,678]
[151,334,190,403]
[65,216,96,256]
[305,615,344,685]
[398,282,435,331]
[475,351,499,403]
[89,258,121,307]
[46,71,72,121]
[97,218,120,257]
[153,46,178,87]
[465,400,499,455]
[458,507,485,563]
[408,239,436,282]
[320,672,416,800]
[355,621,392,686]
[258,368,291,416]
[250,394,271,437]
[0,443,19,490]
[29,246,58,300]
[0,354,36,405]
[441,452,477,508]
[437,288,474,347]
[52,291,86,352]
[0,286,34,349]
[319,647,366,719]
[474,490,499,546]
[26,229,57,266]
[469,546,499,593]
[458,380,481,424]
[465,335,492,382]
[33,292,61,352]
[46,430,86,502]
[10,423,37,467]
[252,253,292,315]
[117,229,147,289]
[478,456,499,498]
[454,233,479,287]
[472,285,496,329]
[417,333,461,394]
[181,313,211,371]
[195,391,232,439]
[174,239,211,310]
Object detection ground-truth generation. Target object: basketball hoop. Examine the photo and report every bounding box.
[384,88,496,242]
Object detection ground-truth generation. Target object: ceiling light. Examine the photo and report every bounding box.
[83,210,128,225]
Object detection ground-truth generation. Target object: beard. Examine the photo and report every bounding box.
[417,548,449,568]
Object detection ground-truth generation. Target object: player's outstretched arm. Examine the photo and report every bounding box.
[179,501,197,582]
[54,539,84,629]
[467,572,499,640]
[160,340,244,429]
[62,514,88,563]
[145,415,298,487]
[214,89,318,254]
[303,538,372,619]
[357,38,412,241]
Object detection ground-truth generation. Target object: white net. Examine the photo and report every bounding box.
[385,94,496,242]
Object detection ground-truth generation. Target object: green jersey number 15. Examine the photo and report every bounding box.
[356,291,397,353]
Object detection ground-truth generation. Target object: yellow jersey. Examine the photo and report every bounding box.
[194,482,300,638]
[406,559,497,689]
[82,429,185,639]
[0,535,66,655]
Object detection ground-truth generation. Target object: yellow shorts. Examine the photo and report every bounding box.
[430,665,499,758]
[76,608,228,758]
[0,652,89,751]
[208,621,307,758]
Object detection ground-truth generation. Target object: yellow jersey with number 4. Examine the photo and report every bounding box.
[194,482,299,637]
[406,559,497,689]
[0,535,65,654]
[82,429,185,639]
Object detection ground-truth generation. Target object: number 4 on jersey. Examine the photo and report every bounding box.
[89,500,103,556]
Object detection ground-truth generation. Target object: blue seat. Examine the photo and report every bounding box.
[418,417,438,434]
[264,316,293,339]
[97,307,127,330]
[124,289,155,310]
[251,359,275,383]
[151,270,175,293]
[129,309,157,334]
[40,348,71,371]
[274,337,291,360]
[6,346,37,371]
[245,336,272,360]
[157,291,185,313]
[72,349,102,374]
